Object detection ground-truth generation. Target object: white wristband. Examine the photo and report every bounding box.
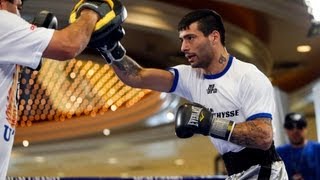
[210,118,235,141]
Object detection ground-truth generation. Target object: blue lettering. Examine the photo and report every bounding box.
[3,125,14,142]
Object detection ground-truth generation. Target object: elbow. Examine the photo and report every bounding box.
[260,131,273,151]
[260,139,273,151]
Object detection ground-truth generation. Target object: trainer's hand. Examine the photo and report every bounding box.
[175,103,235,141]
[69,0,127,48]
[97,26,126,64]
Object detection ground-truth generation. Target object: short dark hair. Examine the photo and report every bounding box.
[7,0,24,4]
[178,9,226,46]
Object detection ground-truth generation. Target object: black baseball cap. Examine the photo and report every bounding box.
[284,112,307,130]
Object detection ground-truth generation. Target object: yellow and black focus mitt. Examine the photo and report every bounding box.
[69,0,127,48]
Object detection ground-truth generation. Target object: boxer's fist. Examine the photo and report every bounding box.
[175,103,213,138]
[175,103,235,141]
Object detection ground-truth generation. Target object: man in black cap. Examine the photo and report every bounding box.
[277,112,320,180]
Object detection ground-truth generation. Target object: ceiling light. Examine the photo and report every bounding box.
[57,172,65,176]
[22,140,29,147]
[126,6,173,31]
[17,58,151,127]
[103,129,111,136]
[166,112,175,121]
[231,42,253,59]
[296,45,311,53]
[107,158,118,164]
[120,173,129,178]
[34,156,45,163]
[174,158,185,166]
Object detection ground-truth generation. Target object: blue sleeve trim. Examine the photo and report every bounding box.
[247,113,272,121]
[166,68,179,93]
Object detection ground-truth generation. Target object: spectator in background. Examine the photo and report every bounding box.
[276,112,320,180]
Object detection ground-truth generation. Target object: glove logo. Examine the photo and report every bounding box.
[199,112,204,122]
[187,106,203,127]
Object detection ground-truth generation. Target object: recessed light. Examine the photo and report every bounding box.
[22,140,29,147]
[166,112,175,121]
[174,158,185,166]
[297,45,311,53]
[108,157,118,164]
[34,156,45,163]
[103,129,111,136]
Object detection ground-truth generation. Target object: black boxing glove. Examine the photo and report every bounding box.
[175,103,235,141]
[97,26,126,64]
[69,0,127,48]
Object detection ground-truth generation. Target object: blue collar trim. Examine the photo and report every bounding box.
[203,55,233,79]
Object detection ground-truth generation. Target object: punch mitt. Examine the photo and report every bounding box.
[69,0,127,48]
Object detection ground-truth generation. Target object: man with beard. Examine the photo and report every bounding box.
[277,112,320,180]
[98,9,288,179]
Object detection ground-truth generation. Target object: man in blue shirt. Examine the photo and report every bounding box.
[277,112,320,180]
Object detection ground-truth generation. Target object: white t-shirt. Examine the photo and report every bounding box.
[0,10,54,179]
[169,56,276,154]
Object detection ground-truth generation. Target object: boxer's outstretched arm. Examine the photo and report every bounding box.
[112,55,174,92]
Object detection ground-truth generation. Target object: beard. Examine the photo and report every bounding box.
[189,51,213,69]
[290,136,305,146]
[190,57,211,68]
[189,40,214,69]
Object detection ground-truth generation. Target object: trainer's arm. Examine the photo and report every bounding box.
[43,10,99,60]
[230,118,273,150]
[112,55,174,92]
